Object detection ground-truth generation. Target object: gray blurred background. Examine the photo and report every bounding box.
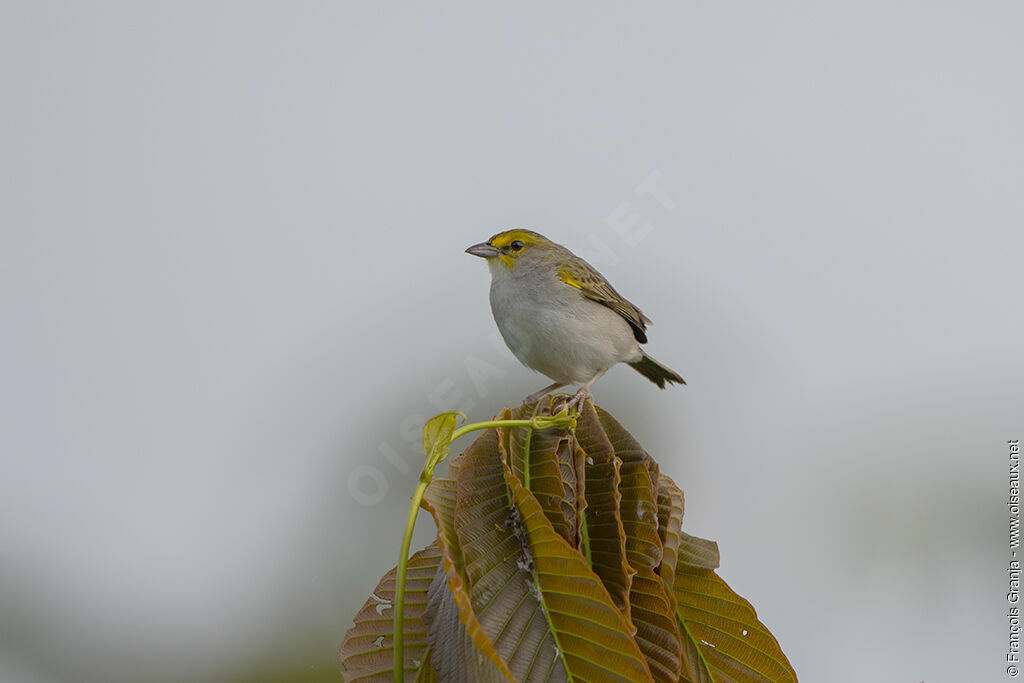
[1,2,1021,681]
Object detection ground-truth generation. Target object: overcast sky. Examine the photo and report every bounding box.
[1,2,1022,681]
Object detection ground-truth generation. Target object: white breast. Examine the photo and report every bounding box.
[487,263,640,384]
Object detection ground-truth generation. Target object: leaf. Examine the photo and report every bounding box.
[655,473,686,590]
[422,564,507,682]
[348,401,796,683]
[502,400,578,545]
[452,427,568,682]
[340,543,441,682]
[573,402,634,616]
[677,532,721,571]
[600,407,683,681]
[422,412,462,461]
[618,465,683,681]
[560,438,589,552]
[500,420,654,682]
[419,431,517,681]
[593,404,651,467]
[674,565,798,682]
[413,649,438,683]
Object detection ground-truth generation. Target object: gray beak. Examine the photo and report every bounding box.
[465,242,500,258]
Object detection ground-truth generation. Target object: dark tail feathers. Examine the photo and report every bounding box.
[628,352,686,389]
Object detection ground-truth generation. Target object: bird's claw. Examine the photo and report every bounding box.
[564,388,591,411]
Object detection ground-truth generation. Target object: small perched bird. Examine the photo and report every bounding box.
[466,229,685,405]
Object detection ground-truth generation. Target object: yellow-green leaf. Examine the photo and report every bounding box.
[501,401,578,545]
[422,412,462,461]
[451,427,568,682]
[574,402,634,617]
[655,473,686,591]
[674,565,798,682]
[677,532,721,571]
[500,422,654,682]
[603,411,683,681]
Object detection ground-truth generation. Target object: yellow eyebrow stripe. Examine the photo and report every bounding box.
[488,229,540,249]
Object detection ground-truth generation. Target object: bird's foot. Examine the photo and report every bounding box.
[564,387,592,411]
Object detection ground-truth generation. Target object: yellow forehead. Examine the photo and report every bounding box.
[488,229,546,249]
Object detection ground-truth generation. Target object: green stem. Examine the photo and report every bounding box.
[520,401,543,491]
[393,409,576,682]
[392,478,428,681]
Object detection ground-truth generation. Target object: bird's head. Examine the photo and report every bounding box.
[465,229,555,271]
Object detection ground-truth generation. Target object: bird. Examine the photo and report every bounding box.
[465,229,685,406]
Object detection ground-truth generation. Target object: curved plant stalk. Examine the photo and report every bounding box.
[393,408,577,682]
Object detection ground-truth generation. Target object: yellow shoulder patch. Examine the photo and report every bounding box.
[556,262,651,343]
[558,271,584,291]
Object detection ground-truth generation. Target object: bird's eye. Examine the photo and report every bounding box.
[509,240,525,252]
